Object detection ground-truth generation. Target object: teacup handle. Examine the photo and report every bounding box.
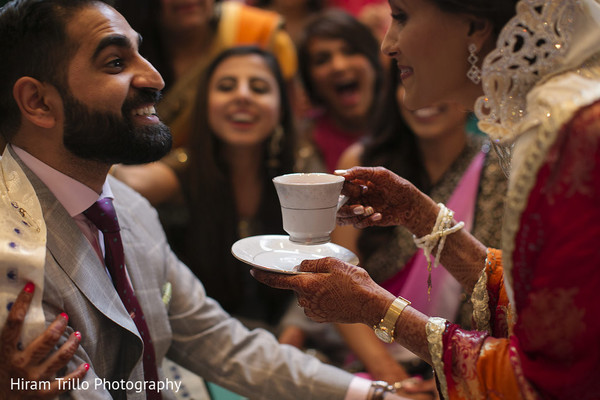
[337,194,349,211]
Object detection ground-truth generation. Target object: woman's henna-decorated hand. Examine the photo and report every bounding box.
[0,283,88,400]
[251,257,396,327]
[253,260,435,367]
[335,167,439,236]
[337,167,489,292]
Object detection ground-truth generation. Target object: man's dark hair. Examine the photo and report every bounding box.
[0,0,103,141]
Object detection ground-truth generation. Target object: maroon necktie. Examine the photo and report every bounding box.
[84,198,162,399]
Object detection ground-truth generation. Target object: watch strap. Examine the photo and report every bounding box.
[374,296,411,343]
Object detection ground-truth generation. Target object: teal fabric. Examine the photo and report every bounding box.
[467,113,486,136]
[206,382,248,400]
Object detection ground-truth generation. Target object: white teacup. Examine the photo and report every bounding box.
[273,173,346,244]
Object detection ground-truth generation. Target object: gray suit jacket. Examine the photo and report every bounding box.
[13,149,353,400]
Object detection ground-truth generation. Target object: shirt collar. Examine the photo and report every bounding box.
[11,145,113,217]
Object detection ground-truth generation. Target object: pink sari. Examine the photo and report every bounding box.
[351,151,485,380]
[382,151,485,320]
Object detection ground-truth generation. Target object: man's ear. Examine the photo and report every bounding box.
[12,77,62,129]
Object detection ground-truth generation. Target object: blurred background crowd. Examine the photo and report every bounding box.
[0,1,506,398]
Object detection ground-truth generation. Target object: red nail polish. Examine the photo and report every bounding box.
[60,312,69,321]
[74,331,82,341]
[84,363,90,371]
[23,282,35,293]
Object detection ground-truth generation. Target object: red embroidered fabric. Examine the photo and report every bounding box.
[439,100,600,399]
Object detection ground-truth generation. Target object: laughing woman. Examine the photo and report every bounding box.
[295,8,384,173]
[180,46,296,329]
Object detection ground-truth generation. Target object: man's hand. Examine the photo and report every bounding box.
[0,282,88,400]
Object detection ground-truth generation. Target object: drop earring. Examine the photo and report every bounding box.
[467,43,482,84]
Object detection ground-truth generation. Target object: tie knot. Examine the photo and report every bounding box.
[83,198,120,233]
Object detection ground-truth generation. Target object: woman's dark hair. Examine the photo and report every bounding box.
[183,46,295,319]
[297,8,383,108]
[0,0,102,140]
[356,61,453,262]
[362,61,430,194]
[432,0,518,36]
[252,0,324,12]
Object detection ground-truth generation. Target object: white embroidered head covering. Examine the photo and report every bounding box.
[475,0,600,144]
[0,147,46,347]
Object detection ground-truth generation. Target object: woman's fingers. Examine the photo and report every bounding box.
[250,269,302,291]
[24,313,69,367]
[337,211,382,228]
[1,282,89,399]
[37,330,82,380]
[298,257,337,273]
[37,362,89,398]
[1,282,35,352]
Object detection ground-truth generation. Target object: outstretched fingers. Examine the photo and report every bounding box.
[250,269,304,291]
[250,258,336,293]
[36,362,89,398]
[24,313,70,367]
[37,330,83,380]
[1,282,35,356]
[297,257,336,274]
[336,166,379,183]
[1,283,90,399]
[337,209,382,228]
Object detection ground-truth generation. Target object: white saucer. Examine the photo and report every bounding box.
[231,234,359,274]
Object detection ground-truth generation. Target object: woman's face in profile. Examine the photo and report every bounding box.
[307,37,377,126]
[208,54,281,147]
[381,0,476,110]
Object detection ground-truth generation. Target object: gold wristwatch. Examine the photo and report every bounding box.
[373,296,411,343]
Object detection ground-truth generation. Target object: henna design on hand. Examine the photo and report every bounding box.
[336,167,439,235]
[0,284,88,400]
[252,258,395,326]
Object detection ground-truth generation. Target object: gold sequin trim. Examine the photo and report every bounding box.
[426,317,449,400]
[472,252,492,333]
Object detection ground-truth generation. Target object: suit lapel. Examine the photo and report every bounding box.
[12,149,140,337]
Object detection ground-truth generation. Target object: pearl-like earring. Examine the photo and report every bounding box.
[467,43,482,84]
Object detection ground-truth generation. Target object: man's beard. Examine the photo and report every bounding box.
[61,89,172,165]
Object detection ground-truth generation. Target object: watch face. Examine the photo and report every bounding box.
[374,328,392,343]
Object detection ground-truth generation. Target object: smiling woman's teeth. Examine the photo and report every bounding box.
[230,113,253,123]
[414,106,441,118]
[133,105,156,116]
